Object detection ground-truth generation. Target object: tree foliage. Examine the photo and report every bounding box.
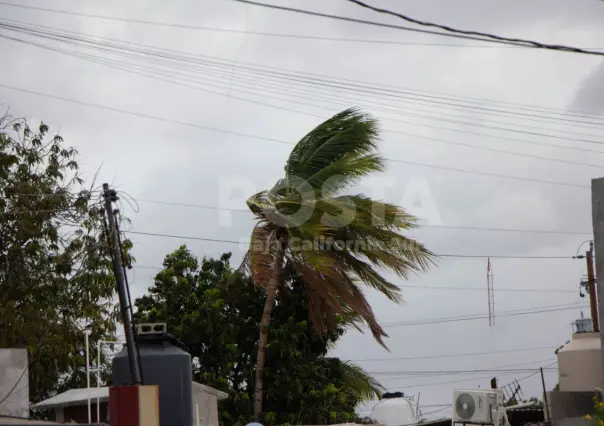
[0,115,119,403]
[135,246,382,425]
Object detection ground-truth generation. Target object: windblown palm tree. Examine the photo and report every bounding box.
[243,108,434,421]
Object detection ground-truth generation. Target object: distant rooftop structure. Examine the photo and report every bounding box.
[32,387,108,410]
[32,382,227,411]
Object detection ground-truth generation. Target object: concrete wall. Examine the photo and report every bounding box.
[0,349,29,419]
[192,392,219,426]
[554,417,591,426]
[546,391,594,421]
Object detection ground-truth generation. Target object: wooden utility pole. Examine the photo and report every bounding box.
[587,241,599,332]
[103,183,141,385]
[590,177,604,386]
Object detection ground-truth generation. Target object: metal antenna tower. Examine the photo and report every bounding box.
[487,257,495,326]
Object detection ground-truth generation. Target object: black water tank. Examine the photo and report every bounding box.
[112,330,193,426]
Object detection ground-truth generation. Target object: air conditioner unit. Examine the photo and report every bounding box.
[452,389,504,425]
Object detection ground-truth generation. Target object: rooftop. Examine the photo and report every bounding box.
[32,382,228,410]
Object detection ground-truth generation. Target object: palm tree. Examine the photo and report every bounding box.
[243,108,435,421]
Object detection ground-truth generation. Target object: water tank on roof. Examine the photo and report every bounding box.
[112,323,193,426]
[371,394,417,426]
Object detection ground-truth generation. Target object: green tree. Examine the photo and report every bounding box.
[135,246,382,425]
[243,108,434,419]
[0,115,121,404]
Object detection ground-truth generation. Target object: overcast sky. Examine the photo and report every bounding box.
[2,0,604,420]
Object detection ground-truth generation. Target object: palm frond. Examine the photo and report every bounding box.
[285,108,380,184]
[340,362,384,402]
[290,251,389,348]
[244,108,436,351]
[304,152,385,196]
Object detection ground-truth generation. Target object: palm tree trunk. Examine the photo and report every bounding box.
[253,241,285,421]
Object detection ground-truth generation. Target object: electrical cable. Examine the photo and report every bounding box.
[380,303,587,328]
[387,363,558,391]
[5,34,603,173]
[368,368,557,377]
[126,229,578,260]
[4,26,604,155]
[132,264,575,293]
[0,0,567,50]
[372,358,559,382]
[1,16,603,124]
[7,34,604,174]
[0,84,591,189]
[235,0,604,57]
[344,0,604,56]
[4,19,604,138]
[348,345,560,363]
[397,284,574,293]
[133,197,592,236]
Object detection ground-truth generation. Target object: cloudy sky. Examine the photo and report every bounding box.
[2,0,604,420]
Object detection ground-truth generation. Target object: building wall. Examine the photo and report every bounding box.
[192,392,219,426]
[0,349,29,419]
[546,391,594,421]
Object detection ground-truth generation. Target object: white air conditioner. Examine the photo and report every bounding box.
[452,389,504,425]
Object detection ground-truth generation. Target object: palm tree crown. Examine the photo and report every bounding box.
[245,108,434,345]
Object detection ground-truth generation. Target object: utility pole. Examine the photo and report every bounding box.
[590,178,604,386]
[103,183,141,385]
[540,367,550,421]
[587,241,599,332]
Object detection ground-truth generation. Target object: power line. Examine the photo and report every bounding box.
[387,369,556,391]
[0,84,590,189]
[234,0,604,57]
[438,254,573,259]
[386,158,588,189]
[4,14,600,123]
[0,14,514,49]
[4,18,604,139]
[127,229,577,259]
[131,263,575,293]
[398,284,574,293]
[5,35,603,174]
[420,405,452,417]
[0,0,569,51]
[128,230,241,244]
[0,84,290,144]
[343,0,604,56]
[380,303,587,327]
[134,198,592,235]
[4,25,604,153]
[347,345,559,362]
[368,367,557,377]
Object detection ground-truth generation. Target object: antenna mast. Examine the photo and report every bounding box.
[487,258,495,326]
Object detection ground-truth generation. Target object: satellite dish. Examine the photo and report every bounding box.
[455,393,476,420]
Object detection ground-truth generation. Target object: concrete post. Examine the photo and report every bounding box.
[590,178,604,386]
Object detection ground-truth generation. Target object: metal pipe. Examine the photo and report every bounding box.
[84,330,91,424]
[97,340,101,423]
[587,243,599,332]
